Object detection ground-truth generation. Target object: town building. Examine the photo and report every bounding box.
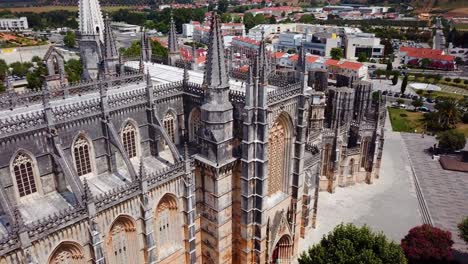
[246,6,301,17]
[344,33,384,60]
[110,22,141,34]
[399,46,455,70]
[0,17,28,31]
[0,1,385,263]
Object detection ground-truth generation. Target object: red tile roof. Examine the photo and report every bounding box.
[272,51,285,59]
[325,59,340,67]
[232,36,260,46]
[340,61,363,70]
[400,46,454,62]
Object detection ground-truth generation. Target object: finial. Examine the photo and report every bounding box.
[83,178,94,202]
[139,158,147,179]
[184,142,190,161]
[13,206,24,231]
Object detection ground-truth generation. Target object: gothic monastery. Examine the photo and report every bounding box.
[0,0,385,263]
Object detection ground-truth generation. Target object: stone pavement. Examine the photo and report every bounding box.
[401,133,468,255]
[298,113,422,256]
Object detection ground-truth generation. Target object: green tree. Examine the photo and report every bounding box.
[401,75,408,94]
[253,14,266,25]
[299,14,314,24]
[387,61,393,71]
[268,16,277,24]
[397,98,405,105]
[0,59,8,82]
[243,12,255,30]
[357,52,368,62]
[221,13,232,23]
[26,71,43,89]
[63,31,76,48]
[392,74,398,85]
[437,130,466,151]
[421,58,431,68]
[10,62,32,77]
[299,224,407,264]
[65,59,83,84]
[435,98,460,129]
[120,40,141,58]
[411,98,423,110]
[151,40,168,59]
[218,0,229,13]
[31,56,42,64]
[458,217,468,245]
[330,47,343,60]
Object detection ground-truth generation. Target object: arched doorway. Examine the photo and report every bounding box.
[271,235,293,264]
[48,241,86,264]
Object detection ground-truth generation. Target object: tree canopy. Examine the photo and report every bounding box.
[330,48,343,60]
[401,224,454,264]
[299,223,407,264]
[437,130,466,152]
[63,31,76,49]
[65,59,83,84]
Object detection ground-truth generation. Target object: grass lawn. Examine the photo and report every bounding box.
[416,90,465,101]
[388,107,468,137]
[388,107,424,133]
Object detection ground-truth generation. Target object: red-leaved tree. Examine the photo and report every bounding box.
[401,224,454,264]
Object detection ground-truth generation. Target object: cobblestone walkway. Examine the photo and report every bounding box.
[401,133,468,254]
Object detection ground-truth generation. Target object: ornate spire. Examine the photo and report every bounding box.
[168,10,179,53]
[204,12,229,89]
[146,68,152,86]
[13,206,24,231]
[257,31,269,84]
[79,0,105,40]
[103,14,118,61]
[183,64,189,85]
[297,43,306,73]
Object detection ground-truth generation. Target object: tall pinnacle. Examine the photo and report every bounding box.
[258,32,269,84]
[103,14,118,60]
[168,10,179,53]
[79,0,105,41]
[204,12,229,89]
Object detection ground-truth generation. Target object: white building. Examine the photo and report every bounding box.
[276,32,303,51]
[344,33,384,60]
[183,21,201,38]
[111,22,141,34]
[0,17,28,31]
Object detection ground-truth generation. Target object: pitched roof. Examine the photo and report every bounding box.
[339,61,363,70]
[400,46,454,61]
[325,59,340,66]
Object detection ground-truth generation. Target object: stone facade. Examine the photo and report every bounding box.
[0,3,385,264]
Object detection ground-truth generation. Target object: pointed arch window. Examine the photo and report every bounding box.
[48,241,86,264]
[106,216,138,264]
[122,122,138,158]
[73,136,93,176]
[12,153,37,197]
[189,108,201,142]
[163,112,176,144]
[268,115,290,195]
[155,195,181,259]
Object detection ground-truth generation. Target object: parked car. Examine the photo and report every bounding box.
[412,95,419,100]
[394,93,401,97]
[419,106,429,112]
[382,90,388,95]
[426,98,434,103]
[400,104,407,109]
[388,92,394,96]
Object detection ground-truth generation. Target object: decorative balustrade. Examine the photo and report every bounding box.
[184,82,204,97]
[0,111,45,137]
[267,83,302,105]
[153,81,183,98]
[26,204,87,240]
[229,90,245,104]
[95,181,141,211]
[0,73,145,111]
[0,233,19,254]
[108,88,146,109]
[52,98,101,122]
[146,162,185,188]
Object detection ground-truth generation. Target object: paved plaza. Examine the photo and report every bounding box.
[298,112,468,263]
[402,132,468,255]
[298,114,422,254]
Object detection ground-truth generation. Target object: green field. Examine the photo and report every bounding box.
[388,108,425,133]
[388,107,468,136]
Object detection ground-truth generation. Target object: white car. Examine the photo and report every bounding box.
[399,104,407,109]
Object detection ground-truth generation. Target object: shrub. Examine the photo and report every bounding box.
[400,113,408,117]
[437,130,466,152]
[458,217,468,244]
[299,224,407,264]
[401,224,454,264]
[463,112,468,124]
[454,78,461,84]
[445,77,452,82]
[464,80,468,85]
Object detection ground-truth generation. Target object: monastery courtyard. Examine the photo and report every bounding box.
[298,112,468,262]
